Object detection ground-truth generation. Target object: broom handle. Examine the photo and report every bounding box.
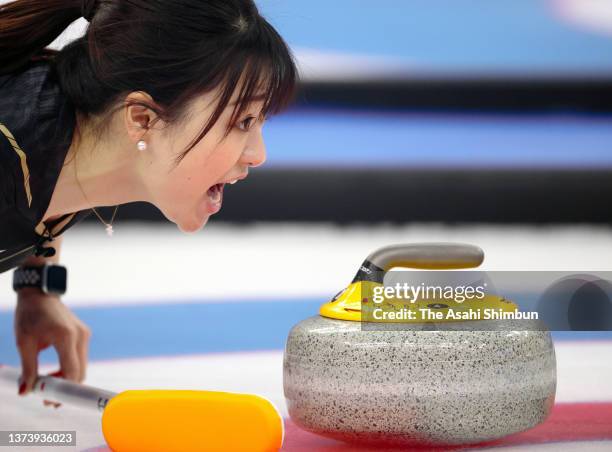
[0,364,116,412]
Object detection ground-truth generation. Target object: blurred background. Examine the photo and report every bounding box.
[1,1,612,449]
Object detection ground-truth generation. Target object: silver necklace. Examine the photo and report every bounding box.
[74,155,119,236]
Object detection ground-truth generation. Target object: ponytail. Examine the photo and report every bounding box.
[0,0,83,75]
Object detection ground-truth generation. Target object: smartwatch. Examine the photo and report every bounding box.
[13,264,68,296]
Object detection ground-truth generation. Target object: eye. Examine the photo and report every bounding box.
[236,116,256,132]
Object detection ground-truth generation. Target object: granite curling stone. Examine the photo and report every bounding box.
[283,243,557,446]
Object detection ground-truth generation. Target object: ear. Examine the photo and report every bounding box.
[123,91,162,143]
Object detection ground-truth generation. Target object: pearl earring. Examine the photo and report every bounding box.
[137,140,147,151]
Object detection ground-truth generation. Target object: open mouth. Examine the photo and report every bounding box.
[202,174,246,216]
[206,183,225,206]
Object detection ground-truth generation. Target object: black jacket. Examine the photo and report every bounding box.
[0,59,89,273]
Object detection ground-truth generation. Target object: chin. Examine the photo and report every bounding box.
[176,215,210,234]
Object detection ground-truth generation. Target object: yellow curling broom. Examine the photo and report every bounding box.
[0,364,283,452]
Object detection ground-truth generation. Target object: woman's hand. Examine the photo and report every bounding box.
[14,288,91,395]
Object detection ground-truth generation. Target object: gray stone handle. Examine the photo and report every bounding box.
[365,243,484,271]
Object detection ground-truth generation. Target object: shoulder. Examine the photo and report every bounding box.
[0,60,57,117]
[0,59,71,158]
[0,59,72,146]
[0,60,77,237]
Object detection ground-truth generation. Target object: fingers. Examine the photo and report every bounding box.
[16,335,39,395]
[37,341,51,352]
[54,330,81,383]
[14,295,92,399]
[43,370,63,409]
[36,324,89,410]
[75,323,91,382]
[42,324,89,408]
[53,322,90,383]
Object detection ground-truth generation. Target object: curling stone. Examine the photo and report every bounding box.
[284,243,556,446]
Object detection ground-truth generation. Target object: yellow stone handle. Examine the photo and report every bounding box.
[364,243,484,271]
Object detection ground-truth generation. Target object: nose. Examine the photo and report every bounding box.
[242,127,266,168]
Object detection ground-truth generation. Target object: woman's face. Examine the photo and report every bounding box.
[139,90,267,233]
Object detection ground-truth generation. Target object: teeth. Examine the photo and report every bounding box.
[229,179,238,185]
[209,188,221,203]
[207,184,222,203]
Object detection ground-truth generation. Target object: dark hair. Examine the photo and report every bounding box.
[0,0,297,162]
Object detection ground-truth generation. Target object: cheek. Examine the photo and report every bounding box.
[204,140,244,177]
[166,135,245,201]
[193,130,248,182]
[149,142,212,209]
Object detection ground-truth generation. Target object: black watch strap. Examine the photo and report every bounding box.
[13,264,67,295]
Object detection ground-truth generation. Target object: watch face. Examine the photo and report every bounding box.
[46,266,67,294]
